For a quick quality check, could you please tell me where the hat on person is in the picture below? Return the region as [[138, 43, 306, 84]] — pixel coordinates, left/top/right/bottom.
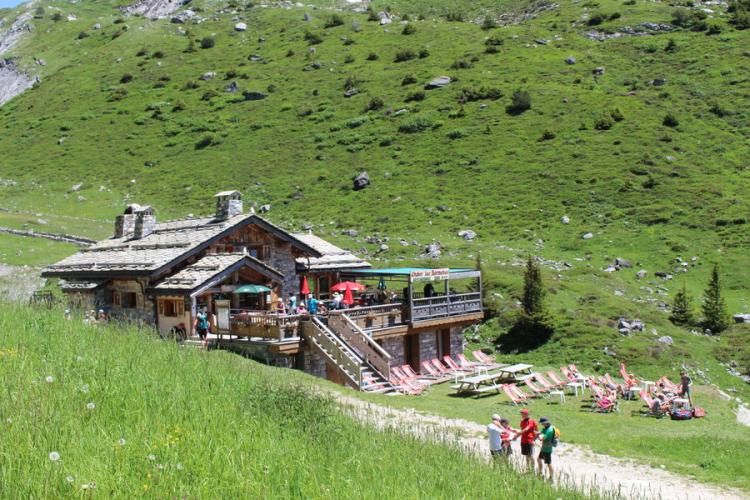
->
[[491, 414, 501, 422], [539, 417, 550, 425], [520, 409, 529, 415]]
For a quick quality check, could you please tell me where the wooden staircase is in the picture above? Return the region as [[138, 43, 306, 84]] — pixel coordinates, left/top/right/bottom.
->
[[306, 316, 396, 394]]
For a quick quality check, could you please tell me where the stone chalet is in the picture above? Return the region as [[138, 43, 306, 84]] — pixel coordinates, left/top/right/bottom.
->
[[43, 191, 483, 392]]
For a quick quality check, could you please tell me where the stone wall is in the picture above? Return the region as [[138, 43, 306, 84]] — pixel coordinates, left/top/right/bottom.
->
[[94, 278, 155, 324], [223, 343, 293, 368], [380, 337, 405, 367], [450, 326, 464, 356], [419, 331, 438, 364], [300, 345, 327, 378], [269, 242, 298, 300]]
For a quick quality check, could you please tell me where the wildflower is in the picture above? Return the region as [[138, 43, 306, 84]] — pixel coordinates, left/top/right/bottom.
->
[[81, 384, 90, 393], [6, 417, 12, 424], [76, 356, 83, 362], [81, 482, 96, 490], [176, 463, 184, 470], [66, 476, 75, 483], [147, 454, 156, 461], [45, 376, 54, 383], [86, 402, 96, 410], [118, 438, 126, 446], [49, 451, 60, 462], [156, 464, 164, 470]]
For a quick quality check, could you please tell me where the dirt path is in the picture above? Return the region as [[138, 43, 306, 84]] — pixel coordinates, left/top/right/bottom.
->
[[335, 395, 745, 500]]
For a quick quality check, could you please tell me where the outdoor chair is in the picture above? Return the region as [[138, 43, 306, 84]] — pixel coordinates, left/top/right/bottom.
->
[[457, 353, 478, 369], [502, 384, 528, 406], [594, 397, 618, 413], [525, 378, 549, 397], [534, 373, 557, 390], [431, 358, 457, 375], [444, 355, 473, 372], [508, 383, 535, 401], [421, 361, 441, 377], [472, 350, 496, 366], [619, 363, 639, 387], [560, 366, 578, 383], [401, 365, 420, 380], [546, 371, 567, 387]]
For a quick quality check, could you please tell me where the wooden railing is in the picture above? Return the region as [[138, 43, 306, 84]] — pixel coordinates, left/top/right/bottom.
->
[[328, 314, 392, 380], [331, 303, 403, 331], [411, 292, 482, 322], [229, 310, 302, 340], [306, 317, 362, 387]]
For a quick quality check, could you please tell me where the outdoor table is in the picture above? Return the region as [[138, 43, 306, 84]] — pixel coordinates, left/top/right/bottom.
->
[[493, 363, 534, 380], [549, 390, 566, 404], [642, 380, 655, 393], [626, 386, 643, 400], [452, 372, 507, 394], [566, 382, 584, 397], [672, 398, 690, 411]]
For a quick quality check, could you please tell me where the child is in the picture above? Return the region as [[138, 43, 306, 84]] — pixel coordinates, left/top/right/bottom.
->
[[500, 418, 518, 456]]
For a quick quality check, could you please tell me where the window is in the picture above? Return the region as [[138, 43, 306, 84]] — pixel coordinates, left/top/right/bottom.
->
[[121, 292, 137, 309], [159, 299, 184, 317]]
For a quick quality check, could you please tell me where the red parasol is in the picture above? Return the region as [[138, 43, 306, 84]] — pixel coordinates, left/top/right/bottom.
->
[[342, 284, 354, 306], [300, 276, 310, 295], [331, 281, 365, 292]]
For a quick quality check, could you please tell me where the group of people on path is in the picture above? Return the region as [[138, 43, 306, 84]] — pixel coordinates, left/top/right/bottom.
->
[[487, 409, 557, 479]]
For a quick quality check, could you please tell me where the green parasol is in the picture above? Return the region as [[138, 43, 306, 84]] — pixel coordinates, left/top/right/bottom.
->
[[234, 284, 272, 294]]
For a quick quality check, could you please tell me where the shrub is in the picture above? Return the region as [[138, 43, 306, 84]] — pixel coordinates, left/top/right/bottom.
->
[[77, 31, 89, 40], [344, 75, 361, 90], [608, 12, 622, 20], [136, 47, 149, 57], [709, 102, 730, 117], [610, 107, 624, 121], [182, 80, 200, 90], [457, 87, 503, 103], [481, 16, 497, 29], [366, 52, 379, 61], [664, 38, 677, 52], [195, 134, 217, 149], [450, 59, 472, 69], [485, 45, 499, 54], [730, 0, 750, 29], [394, 49, 417, 62], [107, 88, 128, 102], [120, 73, 134, 84], [485, 34, 504, 46], [623, 0, 636, 4], [663, 113, 679, 127], [33, 6, 45, 18], [402, 23, 417, 35], [419, 48, 430, 58], [111, 29, 125, 40], [405, 91, 425, 102], [367, 7, 379, 22], [304, 31, 323, 45], [398, 116, 434, 133], [401, 74, 417, 85], [201, 90, 219, 101], [172, 100, 187, 112], [506, 90, 531, 115], [152, 50, 165, 59], [706, 23, 722, 34], [594, 114, 613, 130], [51, 12, 63, 22], [445, 11, 464, 21], [185, 38, 197, 53], [587, 12, 606, 25], [200, 37, 215, 49], [342, 38, 355, 45], [113, 18, 125, 24], [324, 14, 345, 28], [344, 55, 355, 64], [286, 49, 295, 57], [446, 128, 469, 140], [364, 97, 385, 111], [538, 129, 556, 141]]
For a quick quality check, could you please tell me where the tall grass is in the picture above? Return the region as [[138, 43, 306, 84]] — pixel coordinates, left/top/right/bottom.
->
[[0, 304, 583, 498]]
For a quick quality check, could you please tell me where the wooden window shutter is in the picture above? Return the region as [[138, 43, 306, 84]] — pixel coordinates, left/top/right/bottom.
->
[[113, 291, 121, 307], [158, 300, 164, 315], [177, 300, 184, 316]]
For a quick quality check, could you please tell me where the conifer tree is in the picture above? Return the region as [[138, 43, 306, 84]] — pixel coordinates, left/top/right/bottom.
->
[[702, 264, 729, 333], [670, 283, 694, 326], [521, 256, 545, 318]]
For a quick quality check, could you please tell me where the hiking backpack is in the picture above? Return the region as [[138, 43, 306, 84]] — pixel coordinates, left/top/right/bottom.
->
[[552, 427, 561, 447]]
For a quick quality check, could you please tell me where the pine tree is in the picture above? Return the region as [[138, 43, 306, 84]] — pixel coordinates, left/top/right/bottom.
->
[[670, 283, 694, 326], [521, 256, 545, 318], [702, 264, 729, 334]]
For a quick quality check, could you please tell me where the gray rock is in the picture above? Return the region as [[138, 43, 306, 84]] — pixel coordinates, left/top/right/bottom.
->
[[303, 12, 312, 21], [171, 10, 195, 24], [93, 23, 102, 30], [733, 314, 750, 324], [353, 171, 370, 191], [593, 66, 605, 76], [615, 257, 632, 268], [200, 71, 216, 80], [631, 319, 645, 331], [618, 319, 631, 330], [425, 76, 451, 89], [378, 12, 392, 25], [258, 204, 271, 213], [582, 232, 594, 240], [248, 54, 264, 62], [225, 81, 239, 93], [302, 223, 313, 231], [344, 88, 359, 98], [637, 269, 648, 279], [425, 242, 442, 258], [657, 336, 674, 345], [71, 183, 83, 191], [399, 239, 409, 246], [234, 22, 247, 31], [379, 243, 389, 252], [343, 229, 359, 237], [242, 91, 266, 101], [565, 56, 576, 65], [561, 215, 570, 224], [458, 229, 477, 241], [619, 328, 631, 336]]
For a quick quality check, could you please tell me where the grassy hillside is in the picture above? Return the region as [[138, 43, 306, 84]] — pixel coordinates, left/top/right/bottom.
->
[[0, 303, 583, 498], [0, 0, 748, 376]]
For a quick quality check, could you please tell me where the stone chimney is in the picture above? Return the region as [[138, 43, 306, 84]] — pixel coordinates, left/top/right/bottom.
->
[[114, 204, 140, 239], [133, 206, 156, 239], [214, 190, 243, 220]]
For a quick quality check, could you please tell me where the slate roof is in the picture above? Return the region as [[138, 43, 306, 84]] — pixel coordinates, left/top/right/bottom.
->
[[293, 233, 371, 271], [152, 253, 282, 292], [59, 279, 105, 291], [43, 213, 321, 278]]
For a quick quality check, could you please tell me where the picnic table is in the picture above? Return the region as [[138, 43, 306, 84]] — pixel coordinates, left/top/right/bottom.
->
[[494, 363, 534, 380], [452, 363, 534, 395]]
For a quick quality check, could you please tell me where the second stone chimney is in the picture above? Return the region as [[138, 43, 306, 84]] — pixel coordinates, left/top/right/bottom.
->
[[133, 206, 156, 239], [214, 190, 243, 221]]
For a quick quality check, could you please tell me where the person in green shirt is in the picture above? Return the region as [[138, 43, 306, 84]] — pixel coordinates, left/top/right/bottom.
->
[[536, 417, 556, 479]]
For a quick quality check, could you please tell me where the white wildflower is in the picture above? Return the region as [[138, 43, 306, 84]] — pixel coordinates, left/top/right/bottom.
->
[[49, 451, 60, 461], [80, 384, 90, 393], [176, 463, 184, 470], [86, 402, 95, 410], [66, 476, 74, 483], [45, 376, 54, 383], [81, 482, 96, 490], [147, 454, 156, 461], [118, 438, 126, 446], [156, 464, 164, 470]]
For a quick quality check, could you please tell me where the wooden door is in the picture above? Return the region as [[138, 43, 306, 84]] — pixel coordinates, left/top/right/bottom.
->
[[403, 334, 420, 371], [438, 329, 451, 358]]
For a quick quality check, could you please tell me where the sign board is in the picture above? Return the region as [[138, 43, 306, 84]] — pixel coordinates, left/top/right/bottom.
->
[[221, 285, 235, 293], [410, 268, 450, 282], [215, 299, 231, 333]]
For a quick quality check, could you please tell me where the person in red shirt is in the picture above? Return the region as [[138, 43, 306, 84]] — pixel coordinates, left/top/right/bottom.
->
[[519, 408, 538, 472]]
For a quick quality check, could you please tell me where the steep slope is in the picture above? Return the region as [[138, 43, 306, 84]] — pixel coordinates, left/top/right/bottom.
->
[[0, 0, 748, 376]]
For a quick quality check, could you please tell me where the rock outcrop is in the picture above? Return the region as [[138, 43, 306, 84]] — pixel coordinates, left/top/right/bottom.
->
[[123, 0, 185, 18]]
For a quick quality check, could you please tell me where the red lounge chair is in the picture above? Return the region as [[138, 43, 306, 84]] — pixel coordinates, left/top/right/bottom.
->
[[594, 396, 617, 413], [392, 366, 411, 381], [659, 376, 680, 393], [508, 383, 534, 401], [472, 350, 495, 365], [444, 355, 472, 372], [547, 371, 566, 387], [619, 363, 638, 387], [402, 365, 420, 379], [457, 353, 477, 368], [389, 373, 424, 395], [640, 390, 655, 408], [534, 373, 556, 390], [502, 384, 528, 406], [431, 358, 455, 375], [421, 361, 440, 377], [560, 366, 578, 383], [525, 378, 549, 397], [589, 379, 605, 399]]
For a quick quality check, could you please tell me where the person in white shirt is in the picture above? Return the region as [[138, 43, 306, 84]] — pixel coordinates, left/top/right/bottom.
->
[[487, 414, 504, 460]]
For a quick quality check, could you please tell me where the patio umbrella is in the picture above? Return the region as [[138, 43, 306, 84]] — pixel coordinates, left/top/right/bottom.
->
[[377, 276, 387, 290], [234, 284, 272, 294], [331, 281, 365, 292], [342, 284, 354, 306], [300, 276, 310, 295]]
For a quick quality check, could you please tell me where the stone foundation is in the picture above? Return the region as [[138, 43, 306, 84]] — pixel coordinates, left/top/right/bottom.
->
[[380, 337, 405, 367], [419, 331, 438, 363]]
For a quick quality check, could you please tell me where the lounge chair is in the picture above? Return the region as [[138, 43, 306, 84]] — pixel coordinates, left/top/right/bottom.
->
[[534, 373, 555, 390], [546, 371, 567, 387], [457, 353, 478, 369], [524, 378, 549, 397], [389, 373, 425, 395], [502, 384, 528, 406], [421, 360, 441, 377], [401, 364, 421, 380], [431, 358, 457, 376], [619, 363, 638, 387], [472, 350, 498, 366], [658, 376, 681, 393], [594, 396, 617, 413], [443, 355, 473, 372], [560, 366, 578, 384], [508, 383, 535, 400]]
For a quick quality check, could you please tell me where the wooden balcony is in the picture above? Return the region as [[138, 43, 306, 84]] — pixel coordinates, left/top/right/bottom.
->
[[228, 310, 302, 340], [411, 292, 483, 322]]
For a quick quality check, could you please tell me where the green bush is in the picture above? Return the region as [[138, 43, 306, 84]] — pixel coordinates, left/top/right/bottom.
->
[[538, 129, 556, 141], [445, 11, 464, 21], [394, 49, 417, 62], [587, 12, 606, 25], [610, 107, 624, 122], [324, 14, 345, 28], [120, 74, 134, 84], [402, 23, 417, 35], [485, 34, 504, 46], [401, 74, 418, 86], [419, 48, 430, 59], [366, 52, 379, 61], [304, 31, 323, 45], [200, 37, 215, 49], [457, 87, 503, 103], [51, 12, 63, 22], [195, 134, 217, 149], [77, 31, 89, 40], [663, 113, 679, 127], [405, 91, 425, 102], [364, 97, 385, 111], [398, 116, 434, 133], [506, 90, 531, 115], [451, 59, 472, 69], [481, 16, 497, 30], [594, 114, 614, 130]]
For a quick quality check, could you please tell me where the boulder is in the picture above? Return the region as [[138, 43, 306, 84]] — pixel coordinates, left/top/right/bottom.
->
[[615, 257, 632, 268], [344, 88, 359, 98], [619, 328, 631, 336], [657, 336, 673, 345], [565, 56, 576, 65], [343, 229, 359, 237], [303, 12, 312, 21], [618, 319, 631, 330], [258, 204, 271, 213], [630, 319, 645, 331], [379, 243, 389, 252], [593, 67, 605, 76], [352, 171, 370, 191], [733, 314, 750, 324], [651, 78, 667, 86], [171, 10, 195, 24], [71, 183, 83, 192], [561, 215, 570, 224], [458, 229, 477, 241], [242, 91, 267, 101], [425, 76, 451, 89], [200, 71, 216, 80], [302, 223, 313, 231], [425, 242, 442, 259], [582, 232, 594, 240], [399, 239, 409, 246], [225, 81, 239, 93], [378, 12, 392, 25], [234, 22, 247, 31], [636, 269, 648, 279], [93, 23, 102, 30], [248, 54, 264, 62]]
